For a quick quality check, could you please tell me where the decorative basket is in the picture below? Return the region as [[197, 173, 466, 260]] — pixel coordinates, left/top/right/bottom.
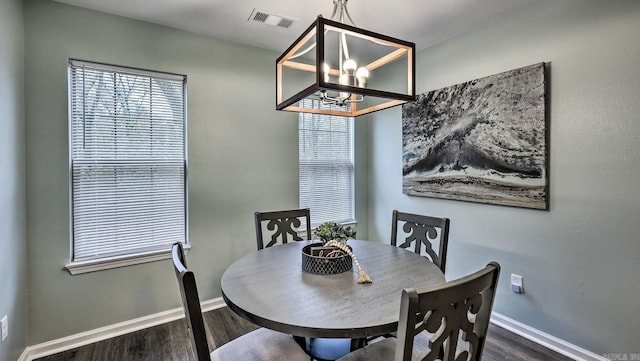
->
[[302, 243, 353, 275]]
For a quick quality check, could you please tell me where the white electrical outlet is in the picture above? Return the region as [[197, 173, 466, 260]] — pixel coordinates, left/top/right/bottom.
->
[[511, 274, 523, 294], [1, 315, 7, 343]]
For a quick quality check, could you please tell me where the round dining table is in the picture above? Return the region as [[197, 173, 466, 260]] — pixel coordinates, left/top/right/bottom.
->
[[221, 239, 445, 339]]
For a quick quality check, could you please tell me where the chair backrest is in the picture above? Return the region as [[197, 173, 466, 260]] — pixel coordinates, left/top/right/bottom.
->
[[172, 242, 211, 361], [254, 208, 312, 250], [391, 210, 450, 273], [394, 262, 501, 361]]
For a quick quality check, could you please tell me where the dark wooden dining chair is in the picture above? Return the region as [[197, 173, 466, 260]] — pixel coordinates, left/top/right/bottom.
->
[[171, 242, 309, 361], [254, 209, 354, 361], [336, 262, 501, 361], [391, 210, 450, 273], [255, 208, 312, 250]]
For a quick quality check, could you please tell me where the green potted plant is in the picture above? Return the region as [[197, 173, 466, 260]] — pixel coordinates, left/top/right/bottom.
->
[[314, 221, 357, 245]]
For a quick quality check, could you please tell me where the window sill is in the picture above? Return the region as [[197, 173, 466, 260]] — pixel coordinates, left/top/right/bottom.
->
[[65, 245, 191, 275]]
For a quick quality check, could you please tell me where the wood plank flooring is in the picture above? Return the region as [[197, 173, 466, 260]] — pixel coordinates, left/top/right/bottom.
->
[[35, 307, 574, 361]]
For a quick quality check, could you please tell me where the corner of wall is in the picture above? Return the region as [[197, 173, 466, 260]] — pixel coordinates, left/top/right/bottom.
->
[[0, 0, 28, 359]]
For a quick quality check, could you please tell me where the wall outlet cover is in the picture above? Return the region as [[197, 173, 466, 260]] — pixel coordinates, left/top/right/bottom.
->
[[511, 274, 523, 286], [510, 274, 523, 293]]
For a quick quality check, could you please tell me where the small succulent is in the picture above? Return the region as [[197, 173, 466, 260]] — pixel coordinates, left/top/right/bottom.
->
[[314, 221, 357, 244]]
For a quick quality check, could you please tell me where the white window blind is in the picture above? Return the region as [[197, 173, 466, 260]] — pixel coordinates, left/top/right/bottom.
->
[[299, 100, 354, 227], [69, 59, 187, 263]]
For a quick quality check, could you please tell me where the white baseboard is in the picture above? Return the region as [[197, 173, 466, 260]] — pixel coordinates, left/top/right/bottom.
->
[[21, 297, 225, 361], [19, 301, 606, 361], [17, 349, 30, 361], [491, 312, 608, 361]]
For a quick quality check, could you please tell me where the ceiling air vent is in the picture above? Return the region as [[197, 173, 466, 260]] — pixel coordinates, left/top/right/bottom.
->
[[248, 9, 296, 29]]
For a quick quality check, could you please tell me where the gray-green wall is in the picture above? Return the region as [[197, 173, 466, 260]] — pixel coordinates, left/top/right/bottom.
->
[[367, 0, 640, 355], [21, 0, 639, 356], [0, 0, 27, 360], [23, 0, 369, 345]]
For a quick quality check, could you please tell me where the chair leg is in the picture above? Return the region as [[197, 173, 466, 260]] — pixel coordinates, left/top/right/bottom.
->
[[350, 338, 366, 351], [294, 336, 306, 348]]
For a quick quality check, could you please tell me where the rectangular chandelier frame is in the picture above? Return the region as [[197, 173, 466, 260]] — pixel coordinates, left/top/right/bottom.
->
[[276, 16, 415, 117]]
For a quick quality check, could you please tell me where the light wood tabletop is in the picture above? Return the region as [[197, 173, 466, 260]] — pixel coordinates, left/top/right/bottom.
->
[[221, 239, 445, 339]]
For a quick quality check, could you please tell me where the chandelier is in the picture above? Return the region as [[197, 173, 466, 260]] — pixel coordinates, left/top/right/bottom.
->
[[276, 0, 415, 117]]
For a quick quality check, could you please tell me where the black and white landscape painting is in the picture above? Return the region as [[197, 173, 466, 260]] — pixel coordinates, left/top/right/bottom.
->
[[402, 63, 547, 209]]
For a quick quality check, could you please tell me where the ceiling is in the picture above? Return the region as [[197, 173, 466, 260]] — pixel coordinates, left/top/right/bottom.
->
[[52, 0, 541, 55]]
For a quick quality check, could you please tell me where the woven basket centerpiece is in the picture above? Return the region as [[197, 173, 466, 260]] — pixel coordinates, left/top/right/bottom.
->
[[302, 243, 353, 274]]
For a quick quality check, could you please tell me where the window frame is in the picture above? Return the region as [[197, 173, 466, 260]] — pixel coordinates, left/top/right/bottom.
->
[[65, 59, 189, 275]]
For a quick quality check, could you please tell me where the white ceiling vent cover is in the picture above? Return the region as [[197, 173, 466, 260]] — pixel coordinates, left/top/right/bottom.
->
[[248, 9, 296, 29]]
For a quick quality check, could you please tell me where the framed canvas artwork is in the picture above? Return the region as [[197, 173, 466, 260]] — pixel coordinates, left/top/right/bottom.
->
[[402, 62, 548, 209]]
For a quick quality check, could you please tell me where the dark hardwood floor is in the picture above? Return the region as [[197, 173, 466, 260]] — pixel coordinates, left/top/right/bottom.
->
[[36, 307, 573, 361]]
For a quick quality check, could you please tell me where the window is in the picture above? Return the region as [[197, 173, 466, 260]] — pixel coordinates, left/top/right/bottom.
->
[[67, 60, 187, 274], [299, 100, 354, 227]]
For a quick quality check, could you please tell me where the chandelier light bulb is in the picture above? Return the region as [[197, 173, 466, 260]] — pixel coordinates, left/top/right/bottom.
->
[[322, 63, 330, 82], [343, 59, 357, 72], [356, 67, 369, 87]]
